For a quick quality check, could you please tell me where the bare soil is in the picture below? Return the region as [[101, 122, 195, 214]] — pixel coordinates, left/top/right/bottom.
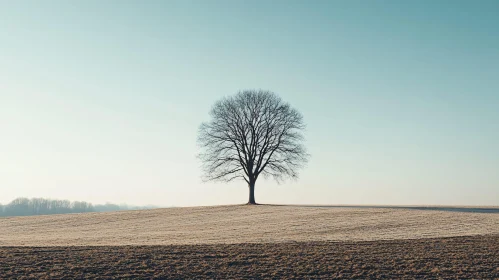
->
[[2, 205, 498, 278], [1, 235, 498, 279]]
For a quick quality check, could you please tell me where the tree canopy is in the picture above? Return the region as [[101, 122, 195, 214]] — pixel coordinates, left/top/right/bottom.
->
[[198, 90, 308, 204]]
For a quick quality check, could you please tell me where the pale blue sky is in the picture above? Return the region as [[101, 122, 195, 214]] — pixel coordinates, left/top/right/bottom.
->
[[1, 0, 498, 206]]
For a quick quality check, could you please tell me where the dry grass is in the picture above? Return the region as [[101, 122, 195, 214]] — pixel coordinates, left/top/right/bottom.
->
[[1, 205, 498, 246]]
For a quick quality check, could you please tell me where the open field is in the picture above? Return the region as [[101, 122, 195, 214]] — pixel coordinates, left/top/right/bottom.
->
[[1, 205, 498, 246], [1, 235, 498, 279], [1, 205, 498, 279]]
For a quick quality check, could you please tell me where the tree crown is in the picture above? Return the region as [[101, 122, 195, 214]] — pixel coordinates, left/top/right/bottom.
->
[[198, 90, 308, 184]]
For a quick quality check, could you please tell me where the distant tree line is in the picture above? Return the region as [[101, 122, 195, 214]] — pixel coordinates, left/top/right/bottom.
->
[[0, 197, 158, 217]]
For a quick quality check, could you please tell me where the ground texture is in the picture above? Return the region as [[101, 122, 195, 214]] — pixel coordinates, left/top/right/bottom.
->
[[1, 205, 499, 279], [1, 235, 498, 279], [1, 205, 498, 246]]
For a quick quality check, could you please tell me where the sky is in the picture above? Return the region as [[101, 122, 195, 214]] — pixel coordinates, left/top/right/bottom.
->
[[1, 0, 498, 207]]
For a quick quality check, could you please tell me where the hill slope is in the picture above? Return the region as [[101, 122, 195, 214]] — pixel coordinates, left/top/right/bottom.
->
[[1, 205, 498, 246]]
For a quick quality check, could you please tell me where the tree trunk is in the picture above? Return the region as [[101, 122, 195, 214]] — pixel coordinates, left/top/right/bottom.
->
[[248, 180, 256, 205]]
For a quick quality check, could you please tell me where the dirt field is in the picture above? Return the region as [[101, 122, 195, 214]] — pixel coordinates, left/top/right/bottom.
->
[[1, 205, 498, 279], [1, 205, 498, 246], [1, 235, 498, 279]]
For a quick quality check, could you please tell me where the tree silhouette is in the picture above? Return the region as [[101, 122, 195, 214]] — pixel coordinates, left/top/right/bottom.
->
[[198, 90, 308, 204]]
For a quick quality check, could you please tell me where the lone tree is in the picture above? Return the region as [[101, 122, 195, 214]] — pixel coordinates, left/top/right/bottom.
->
[[197, 90, 308, 204]]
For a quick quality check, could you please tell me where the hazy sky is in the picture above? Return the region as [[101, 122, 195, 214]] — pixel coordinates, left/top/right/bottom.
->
[[1, 0, 498, 206]]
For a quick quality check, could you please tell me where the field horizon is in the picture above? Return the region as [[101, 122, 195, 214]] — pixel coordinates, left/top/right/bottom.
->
[[2, 204, 498, 278], [1, 204, 498, 247]]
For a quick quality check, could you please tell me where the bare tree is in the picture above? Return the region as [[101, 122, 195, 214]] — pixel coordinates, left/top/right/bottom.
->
[[198, 90, 309, 204]]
